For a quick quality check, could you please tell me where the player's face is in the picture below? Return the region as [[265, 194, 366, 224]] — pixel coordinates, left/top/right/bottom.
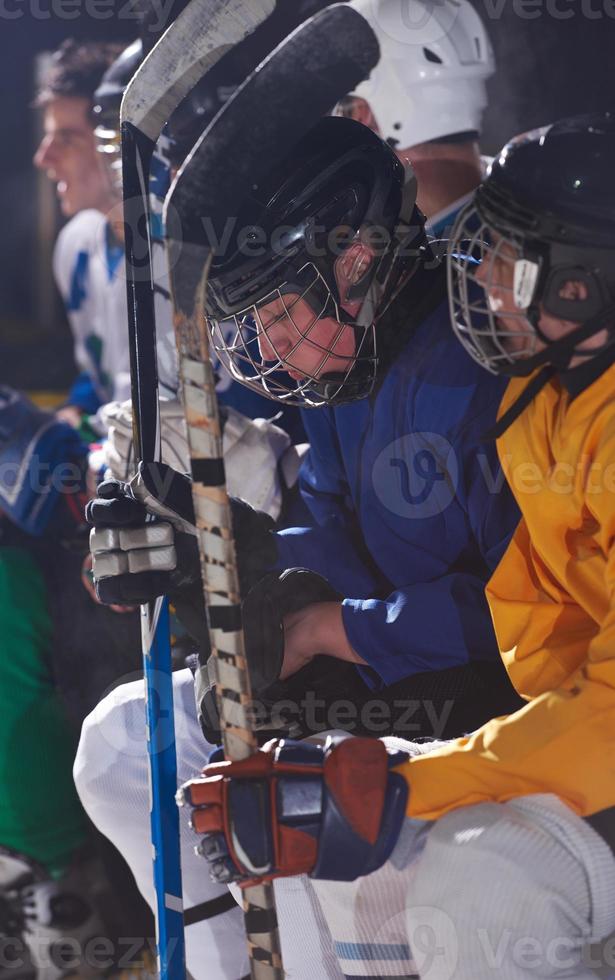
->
[[255, 292, 356, 382], [34, 97, 117, 217], [476, 240, 609, 367], [474, 237, 538, 357]]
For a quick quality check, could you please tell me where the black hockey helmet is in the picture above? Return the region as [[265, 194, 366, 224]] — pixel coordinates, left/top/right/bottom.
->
[[162, 0, 337, 166], [206, 116, 425, 407], [92, 39, 141, 130], [448, 113, 615, 380], [92, 40, 142, 185], [163, 72, 231, 167]]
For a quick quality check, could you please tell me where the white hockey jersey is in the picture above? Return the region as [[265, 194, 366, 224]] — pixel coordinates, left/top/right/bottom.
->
[[53, 208, 178, 411]]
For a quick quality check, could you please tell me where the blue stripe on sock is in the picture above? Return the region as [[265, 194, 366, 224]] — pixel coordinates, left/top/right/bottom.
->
[[335, 941, 412, 961]]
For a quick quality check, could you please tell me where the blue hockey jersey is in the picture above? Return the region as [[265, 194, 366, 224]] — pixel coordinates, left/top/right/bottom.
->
[[275, 289, 520, 689]]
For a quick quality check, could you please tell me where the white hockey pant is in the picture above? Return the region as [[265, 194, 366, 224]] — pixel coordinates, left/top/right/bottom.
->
[[73, 668, 344, 980], [73, 669, 249, 980], [313, 793, 615, 980]]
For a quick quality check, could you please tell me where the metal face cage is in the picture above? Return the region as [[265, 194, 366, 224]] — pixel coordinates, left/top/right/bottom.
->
[[208, 262, 377, 407], [447, 202, 542, 375]]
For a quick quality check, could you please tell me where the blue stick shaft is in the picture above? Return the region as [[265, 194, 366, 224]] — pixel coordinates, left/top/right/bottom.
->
[[143, 599, 186, 980], [121, 120, 186, 980]]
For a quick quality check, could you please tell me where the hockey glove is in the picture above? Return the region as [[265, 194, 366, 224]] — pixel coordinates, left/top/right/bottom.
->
[[87, 459, 277, 595], [179, 734, 409, 885], [87, 465, 210, 650], [87, 463, 198, 601], [242, 567, 343, 693], [197, 567, 348, 744]]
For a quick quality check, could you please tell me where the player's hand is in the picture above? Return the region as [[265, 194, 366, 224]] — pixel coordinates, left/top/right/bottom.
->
[[56, 405, 83, 429], [86, 463, 211, 650], [197, 569, 345, 744], [80, 553, 135, 614], [280, 601, 364, 680], [87, 462, 277, 604], [179, 734, 410, 885], [86, 462, 199, 607], [240, 568, 343, 693]]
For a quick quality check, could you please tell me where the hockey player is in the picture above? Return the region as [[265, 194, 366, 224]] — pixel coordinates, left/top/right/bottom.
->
[[62, 39, 308, 980], [34, 40, 120, 221], [77, 116, 523, 978], [181, 114, 615, 980], [34, 40, 128, 422], [336, 0, 494, 236], [85, 115, 523, 735]]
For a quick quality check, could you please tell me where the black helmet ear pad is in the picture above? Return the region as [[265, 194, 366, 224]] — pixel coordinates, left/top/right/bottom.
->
[[541, 265, 613, 323]]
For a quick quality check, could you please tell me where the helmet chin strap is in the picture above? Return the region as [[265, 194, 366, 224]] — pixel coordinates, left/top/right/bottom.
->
[[483, 301, 615, 441], [504, 300, 615, 378], [307, 370, 375, 405]]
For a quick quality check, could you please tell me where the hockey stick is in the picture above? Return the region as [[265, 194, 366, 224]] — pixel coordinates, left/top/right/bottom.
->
[[119, 3, 275, 977], [121, 0, 275, 461], [166, 7, 379, 976]]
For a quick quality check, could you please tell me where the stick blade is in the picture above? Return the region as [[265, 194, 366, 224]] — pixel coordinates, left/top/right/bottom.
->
[[167, 3, 380, 237], [122, 0, 276, 139]]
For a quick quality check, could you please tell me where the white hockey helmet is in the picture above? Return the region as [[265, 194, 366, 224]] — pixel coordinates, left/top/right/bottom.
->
[[350, 0, 495, 148]]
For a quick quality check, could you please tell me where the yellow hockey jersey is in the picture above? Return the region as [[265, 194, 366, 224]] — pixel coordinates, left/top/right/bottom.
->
[[401, 363, 615, 820]]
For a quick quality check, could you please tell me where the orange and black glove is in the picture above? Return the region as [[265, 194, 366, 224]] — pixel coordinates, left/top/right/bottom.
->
[[178, 734, 409, 885]]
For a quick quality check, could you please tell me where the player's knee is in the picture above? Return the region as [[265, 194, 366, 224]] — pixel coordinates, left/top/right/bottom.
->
[[406, 803, 591, 977], [74, 679, 148, 816]]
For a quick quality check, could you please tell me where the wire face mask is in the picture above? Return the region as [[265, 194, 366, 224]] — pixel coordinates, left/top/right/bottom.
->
[[448, 203, 544, 376], [208, 260, 379, 408]]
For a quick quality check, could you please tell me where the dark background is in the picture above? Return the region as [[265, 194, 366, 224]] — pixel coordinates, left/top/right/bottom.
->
[[0, 0, 613, 392]]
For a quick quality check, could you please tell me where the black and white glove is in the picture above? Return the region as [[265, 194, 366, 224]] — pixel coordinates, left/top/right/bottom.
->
[[86, 463, 208, 650], [87, 461, 278, 593], [86, 461, 277, 650], [87, 464, 195, 600]]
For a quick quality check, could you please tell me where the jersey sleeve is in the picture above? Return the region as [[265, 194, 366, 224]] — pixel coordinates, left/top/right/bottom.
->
[[275, 409, 382, 598], [340, 426, 520, 688], [52, 217, 94, 380], [53, 211, 120, 413], [278, 395, 520, 689], [399, 428, 615, 821]]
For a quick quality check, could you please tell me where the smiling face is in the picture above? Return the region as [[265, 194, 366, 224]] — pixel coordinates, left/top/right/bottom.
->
[[34, 96, 117, 217]]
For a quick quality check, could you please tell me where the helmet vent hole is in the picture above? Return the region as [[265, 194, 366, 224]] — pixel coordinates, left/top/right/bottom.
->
[[423, 47, 443, 64], [474, 36, 482, 59]]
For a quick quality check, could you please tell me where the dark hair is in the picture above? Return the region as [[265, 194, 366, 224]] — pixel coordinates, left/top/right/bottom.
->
[[35, 39, 124, 109]]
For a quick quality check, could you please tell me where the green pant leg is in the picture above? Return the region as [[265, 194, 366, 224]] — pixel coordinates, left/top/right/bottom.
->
[[0, 547, 88, 876]]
